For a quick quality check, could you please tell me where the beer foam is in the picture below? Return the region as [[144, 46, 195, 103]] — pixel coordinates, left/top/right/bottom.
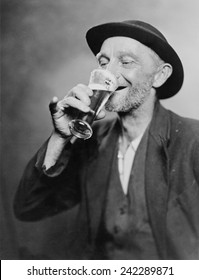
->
[[88, 69, 118, 92]]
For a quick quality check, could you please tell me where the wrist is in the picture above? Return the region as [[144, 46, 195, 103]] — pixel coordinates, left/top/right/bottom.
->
[[44, 131, 68, 170], [51, 129, 70, 142]]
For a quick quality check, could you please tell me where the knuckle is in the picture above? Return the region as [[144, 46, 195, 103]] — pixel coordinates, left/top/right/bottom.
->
[[63, 96, 74, 106]]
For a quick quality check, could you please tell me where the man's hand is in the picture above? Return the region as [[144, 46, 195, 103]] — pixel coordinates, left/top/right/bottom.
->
[[49, 84, 106, 138]]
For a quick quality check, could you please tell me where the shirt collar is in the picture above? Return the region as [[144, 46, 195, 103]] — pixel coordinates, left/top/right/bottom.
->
[[130, 132, 144, 151], [118, 130, 144, 153]]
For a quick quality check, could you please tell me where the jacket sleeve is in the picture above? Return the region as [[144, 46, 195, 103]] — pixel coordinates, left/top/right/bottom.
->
[[193, 140, 199, 185], [14, 138, 82, 221]]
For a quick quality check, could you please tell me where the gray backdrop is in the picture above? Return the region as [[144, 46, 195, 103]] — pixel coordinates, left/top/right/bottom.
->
[[1, 0, 199, 259]]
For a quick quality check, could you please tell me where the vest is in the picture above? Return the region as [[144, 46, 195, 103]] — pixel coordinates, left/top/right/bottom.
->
[[93, 129, 159, 259]]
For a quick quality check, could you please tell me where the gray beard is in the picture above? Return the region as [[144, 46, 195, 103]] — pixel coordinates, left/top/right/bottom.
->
[[105, 80, 153, 113]]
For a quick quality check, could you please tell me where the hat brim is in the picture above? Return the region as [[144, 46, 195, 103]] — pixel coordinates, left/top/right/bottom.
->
[[86, 22, 184, 99]]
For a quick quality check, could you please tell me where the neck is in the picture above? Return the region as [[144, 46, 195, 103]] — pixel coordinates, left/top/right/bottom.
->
[[118, 94, 157, 142]]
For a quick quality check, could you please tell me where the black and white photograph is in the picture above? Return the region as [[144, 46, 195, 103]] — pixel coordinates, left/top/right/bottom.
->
[[1, 0, 199, 267]]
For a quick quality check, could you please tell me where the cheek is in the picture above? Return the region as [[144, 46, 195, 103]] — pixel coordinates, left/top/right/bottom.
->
[[120, 69, 141, 85], [130, 71, 154, 86]]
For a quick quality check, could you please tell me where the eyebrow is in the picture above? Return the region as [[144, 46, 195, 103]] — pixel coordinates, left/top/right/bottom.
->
[[96, 52, 108, 60], [96, 51, 139, 61]]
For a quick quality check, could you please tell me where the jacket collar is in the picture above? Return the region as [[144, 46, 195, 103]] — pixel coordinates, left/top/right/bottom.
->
[[145, 100, 171, 259], [149, 100, 171, 147]]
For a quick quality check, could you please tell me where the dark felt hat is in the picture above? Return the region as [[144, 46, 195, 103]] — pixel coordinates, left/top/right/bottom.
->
[[86, 20, 184, 99]]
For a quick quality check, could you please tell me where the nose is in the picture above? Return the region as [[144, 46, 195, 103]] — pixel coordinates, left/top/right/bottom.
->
[[106, 60, 120, 79]]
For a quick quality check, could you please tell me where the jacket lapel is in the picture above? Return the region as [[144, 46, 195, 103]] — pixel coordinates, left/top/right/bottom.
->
[[145, 101, 171, 259], [85, 118, 120, 244]]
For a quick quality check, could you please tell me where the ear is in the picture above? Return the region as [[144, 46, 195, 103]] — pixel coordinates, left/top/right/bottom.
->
[[153, 63, 173, 88]]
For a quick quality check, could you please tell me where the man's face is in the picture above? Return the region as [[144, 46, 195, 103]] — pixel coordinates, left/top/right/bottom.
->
[[96, 36, 159, 113]]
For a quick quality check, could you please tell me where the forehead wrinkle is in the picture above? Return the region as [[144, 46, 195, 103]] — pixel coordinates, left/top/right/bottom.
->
[[117, 50, 140, 61], [96, 49, 139, 62], [98, 37, 161, 71], [100, 37, 147, 62], [101, 36, 140, 50]]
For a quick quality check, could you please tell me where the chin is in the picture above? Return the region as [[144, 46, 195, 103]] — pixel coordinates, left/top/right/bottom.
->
[[105, 94, 142, 113], [105, 102, 132, 113]]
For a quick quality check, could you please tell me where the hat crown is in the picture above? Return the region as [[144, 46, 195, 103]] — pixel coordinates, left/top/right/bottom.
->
[[123, 20, 167, 42]]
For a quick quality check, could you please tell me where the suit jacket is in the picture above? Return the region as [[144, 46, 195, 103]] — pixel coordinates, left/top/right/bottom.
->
[[14, 101, 199, 259]]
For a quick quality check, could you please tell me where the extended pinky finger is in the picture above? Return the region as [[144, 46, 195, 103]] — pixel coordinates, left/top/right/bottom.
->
[[49, 97, 65, 119], [49, 97, 59, 114]]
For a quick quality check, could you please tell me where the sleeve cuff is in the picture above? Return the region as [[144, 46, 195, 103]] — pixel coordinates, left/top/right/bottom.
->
[[35, 137, 73, 178]]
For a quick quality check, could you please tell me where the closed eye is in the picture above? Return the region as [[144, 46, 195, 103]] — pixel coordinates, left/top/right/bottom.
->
[[99, 62, 108, 67], [116, 86, 127, 91], [120, 60, 135, 68], [96, 54, 109, 68], [122, 61, 133, 64]]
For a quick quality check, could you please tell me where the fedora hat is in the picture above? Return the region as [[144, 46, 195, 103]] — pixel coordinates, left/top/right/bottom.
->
[[86, 20, 184, 99]]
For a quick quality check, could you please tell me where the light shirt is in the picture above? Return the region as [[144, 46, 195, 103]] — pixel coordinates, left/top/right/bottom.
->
[[118, 133, 144, 195]]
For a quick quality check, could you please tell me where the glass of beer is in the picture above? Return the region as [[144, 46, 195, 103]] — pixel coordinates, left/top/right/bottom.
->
[[68, 69, 118, 140]]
